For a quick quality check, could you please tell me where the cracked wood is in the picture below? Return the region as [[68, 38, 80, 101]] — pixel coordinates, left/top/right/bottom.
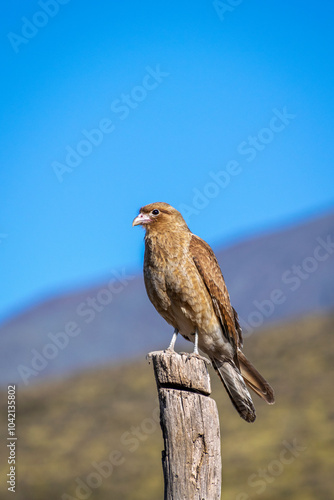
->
[[148, 350, 222, 500]]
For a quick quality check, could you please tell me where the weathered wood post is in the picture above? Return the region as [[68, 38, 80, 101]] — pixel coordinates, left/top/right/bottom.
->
[[148, 350, 221, 500]]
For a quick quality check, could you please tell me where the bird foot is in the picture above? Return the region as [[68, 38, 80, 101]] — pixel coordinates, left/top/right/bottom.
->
[[164, 347, 176, 354], [180, 351, 211, 365]]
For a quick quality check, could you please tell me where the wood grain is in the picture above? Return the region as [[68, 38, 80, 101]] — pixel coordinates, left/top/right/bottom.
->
[[148, 350, 221, 500]]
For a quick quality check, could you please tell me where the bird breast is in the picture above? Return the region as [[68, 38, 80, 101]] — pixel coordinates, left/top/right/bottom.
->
[[143, 232, 220, 340]]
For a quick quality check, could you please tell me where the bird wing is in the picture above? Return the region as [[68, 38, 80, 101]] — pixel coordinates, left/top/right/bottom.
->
[[189, 234, 242, 352], [232, 306, 243, 348]]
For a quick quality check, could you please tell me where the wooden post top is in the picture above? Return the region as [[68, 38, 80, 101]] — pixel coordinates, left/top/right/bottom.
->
[[147, 350, 211, 396]]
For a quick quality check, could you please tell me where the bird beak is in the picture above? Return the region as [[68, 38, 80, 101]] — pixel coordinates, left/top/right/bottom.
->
[[132, 213, 152, 226]]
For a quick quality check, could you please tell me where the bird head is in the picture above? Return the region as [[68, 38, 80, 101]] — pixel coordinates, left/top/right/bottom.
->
[[132, 202, 189, 232]]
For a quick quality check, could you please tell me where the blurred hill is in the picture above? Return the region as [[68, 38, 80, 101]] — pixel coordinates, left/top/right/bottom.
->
[[1, 210, 333, 385], [0, 313, 333, 500]]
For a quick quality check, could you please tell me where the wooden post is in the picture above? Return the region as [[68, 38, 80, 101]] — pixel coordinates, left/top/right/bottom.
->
[[148, 350, 222, 500]]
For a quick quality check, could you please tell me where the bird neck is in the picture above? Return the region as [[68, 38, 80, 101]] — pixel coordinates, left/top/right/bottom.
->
[[144, 227, 190, 259]]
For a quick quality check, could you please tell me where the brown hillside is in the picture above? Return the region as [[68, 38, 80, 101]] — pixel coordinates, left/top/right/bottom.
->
[[0, 313, 333, 499]]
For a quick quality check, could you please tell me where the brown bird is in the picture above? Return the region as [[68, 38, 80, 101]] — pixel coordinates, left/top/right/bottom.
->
[[133, 202, 274, 422]]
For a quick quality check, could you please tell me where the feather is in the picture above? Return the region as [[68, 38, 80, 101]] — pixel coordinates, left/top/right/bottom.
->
[[211, 358, 256, 423], [238, 350, 275, 404]]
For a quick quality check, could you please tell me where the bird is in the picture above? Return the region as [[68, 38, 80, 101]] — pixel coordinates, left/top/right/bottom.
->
[[133, 202, 275, 422]]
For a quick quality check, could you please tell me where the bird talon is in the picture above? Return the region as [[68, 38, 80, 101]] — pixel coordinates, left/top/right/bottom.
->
[[185, 352, 210, 364]]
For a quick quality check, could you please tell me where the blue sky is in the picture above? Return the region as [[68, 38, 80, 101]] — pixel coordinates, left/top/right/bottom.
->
[[1, 1, 334, 322]]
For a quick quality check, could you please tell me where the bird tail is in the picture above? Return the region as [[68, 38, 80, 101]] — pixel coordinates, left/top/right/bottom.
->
[[211, 358, 256, 423], [238, 350, 275, 405]]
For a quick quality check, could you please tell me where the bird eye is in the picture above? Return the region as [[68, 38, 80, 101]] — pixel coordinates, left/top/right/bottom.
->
[[152, 209, 160, 215]]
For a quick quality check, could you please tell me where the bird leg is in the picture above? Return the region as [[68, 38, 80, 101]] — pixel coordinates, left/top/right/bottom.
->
[[193, 330, 199, 354], [184, 330, 210, 365], [167, 328, 178, 351], [185, 331, 200, 360]]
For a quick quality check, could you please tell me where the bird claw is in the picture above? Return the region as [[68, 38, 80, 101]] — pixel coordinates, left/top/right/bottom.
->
[[180, 351, 211, 365], [164, 347, 176, 354]]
